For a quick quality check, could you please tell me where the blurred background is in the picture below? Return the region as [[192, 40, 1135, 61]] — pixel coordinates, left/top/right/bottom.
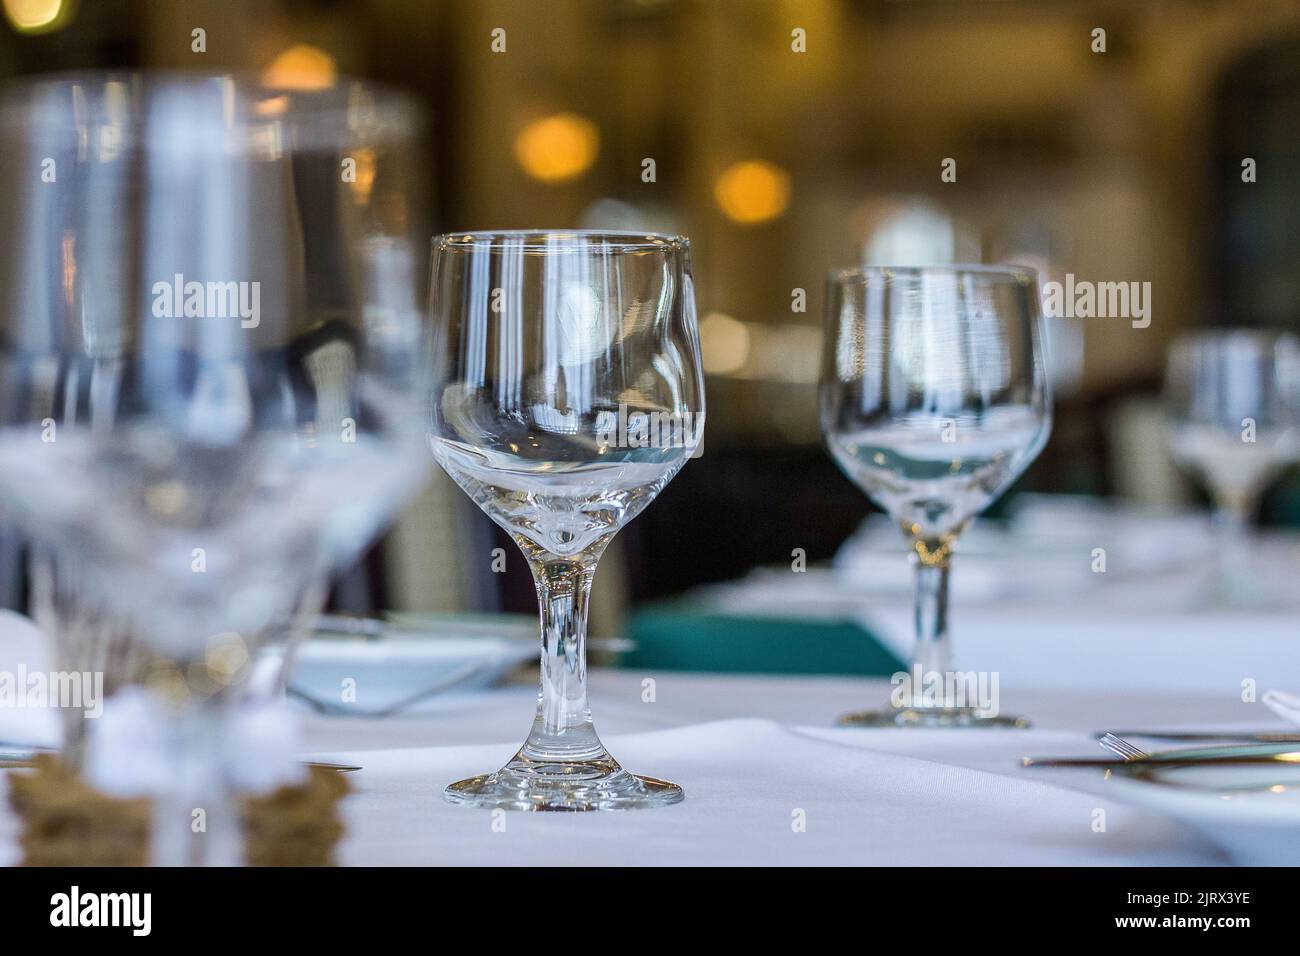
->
[[0, 0, 1297, 666]]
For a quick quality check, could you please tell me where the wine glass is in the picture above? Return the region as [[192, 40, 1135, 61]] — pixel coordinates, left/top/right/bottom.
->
[[428, 230, 704, 810], [28, 547, 153, 769], [0, 73, 431, 863], [821, 265, 1052, 727], [1163, 329, 1300, 605], [30, 549, 330, 769]]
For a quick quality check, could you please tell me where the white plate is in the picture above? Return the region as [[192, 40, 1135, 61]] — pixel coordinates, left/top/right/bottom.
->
[[1105, 744, 1300, 865], [283, 629, 536, 716]]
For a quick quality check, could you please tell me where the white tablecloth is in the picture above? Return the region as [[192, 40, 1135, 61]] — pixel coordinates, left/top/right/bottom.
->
[[293, 670, 1277, 866], [0, 609, 1293, 866]]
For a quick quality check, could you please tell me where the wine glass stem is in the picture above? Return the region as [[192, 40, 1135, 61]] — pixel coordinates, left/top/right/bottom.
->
[[911, 556, 952, 678], [1211, 491, 1256, 596], [520, 558, 602, 762], [150, 698, 243, 866], [270, 577, 330, 699]]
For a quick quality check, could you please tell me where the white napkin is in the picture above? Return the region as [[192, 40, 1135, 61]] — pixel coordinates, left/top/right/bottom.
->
[[0, 607, 302, 796], [1263, 690, 1300, 727], [85, 689, 305, 798], [0, 609, 59, 748], [315, 718, 1212, 866]]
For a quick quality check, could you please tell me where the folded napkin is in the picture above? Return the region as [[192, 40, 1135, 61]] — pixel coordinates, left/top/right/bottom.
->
[[0, 609, 58, 748], [314, 718, 1216, 866], [1263, 690, 1300, 727]]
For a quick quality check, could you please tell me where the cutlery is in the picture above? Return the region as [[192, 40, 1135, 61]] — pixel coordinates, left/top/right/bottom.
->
[[1022, 751, 1300, 769], [1026, 736, 1300, 768], [1094, 730, 1300, 743], [306, 760, 362, 773], [1097, 732, 1147, 761], [1022, 755, 1141, 768]]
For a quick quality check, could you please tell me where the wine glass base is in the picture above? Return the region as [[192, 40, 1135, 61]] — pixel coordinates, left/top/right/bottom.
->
[[838, 707, 1030, 729], [444, 762, 684, 811]]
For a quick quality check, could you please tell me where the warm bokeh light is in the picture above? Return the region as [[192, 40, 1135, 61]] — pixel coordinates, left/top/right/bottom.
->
[[346, 147, 377, 203], [714, 160, 791, 225], [699, 312, 751, 375], [700, 313, 820, 384], [740, 324, 820, 384], [253, 94, 290, 117], [262, 43, 338, 92], [3, 0, 70, 33], [513, 113, 600, 184], [204, 632, 250, 687]]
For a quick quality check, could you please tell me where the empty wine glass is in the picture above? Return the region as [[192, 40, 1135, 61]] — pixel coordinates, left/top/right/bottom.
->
[[429, 230, 704, 810], [0, 73, 431, 863], [821, 265, 1052, 727], [1164, 329, 1300, 605], [30, 549, 330, 769], [28, 547, 153, 770]]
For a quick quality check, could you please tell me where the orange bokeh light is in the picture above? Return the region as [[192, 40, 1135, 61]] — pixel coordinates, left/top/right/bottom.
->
[[714, 160, 791, 225], [513, 113, 600, 184]]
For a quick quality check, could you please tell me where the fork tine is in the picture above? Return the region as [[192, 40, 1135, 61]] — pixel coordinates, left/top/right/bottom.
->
[[1100, 733, 1134, 757], [1098, 732, 1148, 761]]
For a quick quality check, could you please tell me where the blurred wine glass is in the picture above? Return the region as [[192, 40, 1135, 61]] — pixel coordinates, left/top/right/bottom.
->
[[28, 548, 151, 769], [429, 230, 704, 810], [0, 73, 431, 863], [30, 551, 328, 768], [1164, 329, 1300, 605], [821, 265, 1052, 727]]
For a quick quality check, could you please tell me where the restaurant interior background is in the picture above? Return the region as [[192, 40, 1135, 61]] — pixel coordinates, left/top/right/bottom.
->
[[0, 0, 1296, 669]]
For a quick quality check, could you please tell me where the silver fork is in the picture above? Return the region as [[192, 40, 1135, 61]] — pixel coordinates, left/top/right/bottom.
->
[[1097, 732, 1148, 761]]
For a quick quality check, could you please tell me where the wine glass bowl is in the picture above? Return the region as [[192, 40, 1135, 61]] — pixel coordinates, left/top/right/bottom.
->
[[0, 74, 430, 651], [1163, 329, 1300, 605], [0, 73, 431, 862], [429, 230, 704, 810], [821, 265, 1051, 727]]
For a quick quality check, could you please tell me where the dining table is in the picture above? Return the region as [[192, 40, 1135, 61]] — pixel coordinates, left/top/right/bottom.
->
[[2, 507, 1299, 866], [0, 644, 1293, 866], [289, 665, 1290, 866]]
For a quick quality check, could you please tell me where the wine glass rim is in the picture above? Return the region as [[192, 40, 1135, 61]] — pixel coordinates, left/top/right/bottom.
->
[[0, 69, 425, 142], [829, 263, 1038, 284], [434, 230, 689, 252]]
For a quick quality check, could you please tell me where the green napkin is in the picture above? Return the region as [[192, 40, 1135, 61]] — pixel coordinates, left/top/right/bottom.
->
[[621, 604, 905, 676]]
